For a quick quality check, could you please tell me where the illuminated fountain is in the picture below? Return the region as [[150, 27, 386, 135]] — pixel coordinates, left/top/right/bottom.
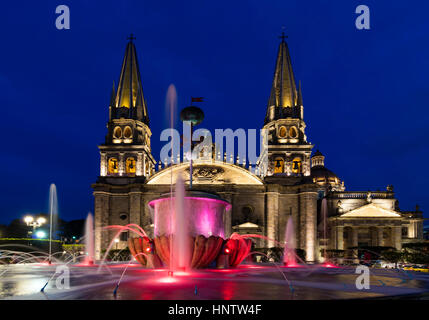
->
[[128, 89, 252, 270], [320, 198, 336, 268], [83, 213, 95, 265], [283, 216, 297, 267], [130, 177, 232, 269]]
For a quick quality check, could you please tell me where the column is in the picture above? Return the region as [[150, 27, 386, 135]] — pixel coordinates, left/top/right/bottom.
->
[[100, 152, 107, 176], [222, 193, 233, 238], [370, 227, 378, 246], [129, 189, 142, 228], [377, 227, 384, 246], [266, 192, 279, 248], [330, 226, 336, 249], [94, 192, 110, 260], [351, 227, 359, 261], [136, 152, 143, 176], [352, 227, 358, 247], [305, 193, 317, 262], [143, 155, 146, 176], [336, 226, 344, 250], [393, 226, 402, 250], [119, 152, 125, 176]]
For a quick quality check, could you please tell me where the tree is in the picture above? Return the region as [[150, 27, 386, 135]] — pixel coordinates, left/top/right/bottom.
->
[[381, 249, 403, 268], [59, 219, 85, 242], [0, 224, 7, 238], [6, 219, 29, 238], [403, 243, 429, 264]]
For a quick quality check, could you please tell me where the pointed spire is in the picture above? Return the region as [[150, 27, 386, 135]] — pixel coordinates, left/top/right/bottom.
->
[[267, 34, 298, 109], [114, 35, 149, 124]]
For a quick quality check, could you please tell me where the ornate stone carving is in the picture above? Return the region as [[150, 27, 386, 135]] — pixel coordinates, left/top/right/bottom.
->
[[366, 192, 372, 203], [185, 166, 225, 181]]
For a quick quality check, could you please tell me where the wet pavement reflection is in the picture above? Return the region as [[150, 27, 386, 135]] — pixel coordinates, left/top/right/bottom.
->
[[1, 264, 428, 300]]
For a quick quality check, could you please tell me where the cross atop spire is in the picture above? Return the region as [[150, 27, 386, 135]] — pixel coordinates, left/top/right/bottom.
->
[[127, 33, 136, 42], [279, 26, 288, 42], [279, 31, 288, 42]]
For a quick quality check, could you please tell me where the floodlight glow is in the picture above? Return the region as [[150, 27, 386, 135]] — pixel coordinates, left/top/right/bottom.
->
[[24, 216, 34, 224], [36, 231, 46, 238], [37, 217, 46, 225]]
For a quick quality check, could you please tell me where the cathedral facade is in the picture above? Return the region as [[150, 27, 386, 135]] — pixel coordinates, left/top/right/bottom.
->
[[92, 37, 424, 262]]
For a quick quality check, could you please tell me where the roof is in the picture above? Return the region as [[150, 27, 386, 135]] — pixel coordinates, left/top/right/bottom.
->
[[267, 38, 298, 109], [232, 222, 260, 229], [114, 39, 149, 124], [311, 165, 338, 179], [339, 203, 402, 218]]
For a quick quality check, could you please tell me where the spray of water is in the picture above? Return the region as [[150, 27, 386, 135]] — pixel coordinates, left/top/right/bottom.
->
[[48, 184, 58, 263], [84, 213, 95, 265], [171, 175, 190, 271], [283, 217, 297, 266]]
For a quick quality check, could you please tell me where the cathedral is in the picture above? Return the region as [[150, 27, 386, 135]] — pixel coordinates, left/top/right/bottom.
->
[[92, 36, 424, 262]]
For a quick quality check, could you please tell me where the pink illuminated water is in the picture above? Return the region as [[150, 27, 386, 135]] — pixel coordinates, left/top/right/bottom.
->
[[171, 175, 191, 271], [84, 213, 95, 265], [283, 216, 297, 267], [150, 195, 230, 239], [321, 198, 329, 263]]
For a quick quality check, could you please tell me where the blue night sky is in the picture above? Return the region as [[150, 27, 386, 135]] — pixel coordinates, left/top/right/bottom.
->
[[0, 1, 428, 224]]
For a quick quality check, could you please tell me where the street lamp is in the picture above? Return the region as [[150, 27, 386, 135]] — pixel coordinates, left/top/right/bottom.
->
[[23, 215, 47, 238], [114, 238, 119, 250], [36, 230, 47, 239]]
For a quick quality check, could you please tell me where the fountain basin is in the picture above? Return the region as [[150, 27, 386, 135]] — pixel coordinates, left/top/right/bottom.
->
[[129, 191, 252, 269], [149, 191, 231, 239], [129, 235, 253, 269], [128, 235, 224, 268]]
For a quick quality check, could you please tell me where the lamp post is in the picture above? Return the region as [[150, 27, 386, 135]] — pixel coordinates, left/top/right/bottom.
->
[[180, 105, 204, 189], [23, 215, 47, 243]]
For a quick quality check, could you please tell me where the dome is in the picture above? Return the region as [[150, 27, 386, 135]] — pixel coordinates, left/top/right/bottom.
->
[[311, 165, 338, 181], [310, 150, 344, 190], [311, 165, 343, 190]]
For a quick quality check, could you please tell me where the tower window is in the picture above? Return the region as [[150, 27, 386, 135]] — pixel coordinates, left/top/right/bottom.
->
[[289, 127, 298, 139], [278, 126, 287, 138], [113, 127, 122, 139], [108, 157, 119, 175], [123, 126, 133, 139], [291, 157, 302, 174], [273, 157, 284, 174], [126, 157, 136, 175]]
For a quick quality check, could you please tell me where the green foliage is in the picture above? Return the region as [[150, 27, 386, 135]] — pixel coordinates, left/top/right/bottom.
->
[[253, 247, 306, 263], [402, 243, 429, 264], [0, 238, 62, 253], [62, 244, 84, 254], [101, 248, 131, 261], [324, 249, 345, 259], [381, 249, 403, 264]]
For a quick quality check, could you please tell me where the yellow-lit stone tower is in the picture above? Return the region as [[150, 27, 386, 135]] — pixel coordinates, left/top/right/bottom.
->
[[99, 37, 155, 179], [261, 33, 313, 177], [93, 37, 155, 259]]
